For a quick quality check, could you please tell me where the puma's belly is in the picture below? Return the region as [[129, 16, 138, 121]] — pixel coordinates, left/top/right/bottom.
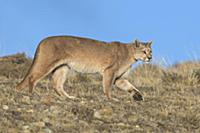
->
[[68, 61, 99, 73]]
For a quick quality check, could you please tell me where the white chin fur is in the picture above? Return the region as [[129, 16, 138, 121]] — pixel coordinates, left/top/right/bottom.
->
[[144, 59, 151, 63]]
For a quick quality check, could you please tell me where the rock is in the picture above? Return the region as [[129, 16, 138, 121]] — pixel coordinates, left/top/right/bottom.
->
[[80, 100, 85, 105], [42, 127, 53, 133], [127, 115, 138, 123], [116, 122, 130, 129], [135, 125, 140, 128], [94, 111, 101, 119], [81, 129, 96, 133], [63, 123, 76, 129], [135, 125, 143, 131], [17, 108, 22, 111], [21, 96, 31, 104], [2, 105, 9, 110], [43, 117, 50, 123], [79, 120, 89, 127], [94, 106, 113, 122], [26, 109, 34, 113], [22, 125, 29, 130], [117, 122, 126, 127], [23, 130, 31, 133], [33, 121, 45, 128], [49, 106, 60, 115]]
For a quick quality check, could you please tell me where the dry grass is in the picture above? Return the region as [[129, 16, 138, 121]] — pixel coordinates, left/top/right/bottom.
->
[[0, 53, 200, 133]]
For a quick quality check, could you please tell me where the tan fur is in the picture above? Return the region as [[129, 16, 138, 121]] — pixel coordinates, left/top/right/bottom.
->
[[16, 36, 152, 101]]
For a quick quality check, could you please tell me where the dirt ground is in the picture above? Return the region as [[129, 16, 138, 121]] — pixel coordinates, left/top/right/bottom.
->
[[0, 53, 200, 133]]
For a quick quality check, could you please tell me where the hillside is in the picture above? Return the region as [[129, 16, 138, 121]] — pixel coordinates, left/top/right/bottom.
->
[[0, 53, 200, 133]]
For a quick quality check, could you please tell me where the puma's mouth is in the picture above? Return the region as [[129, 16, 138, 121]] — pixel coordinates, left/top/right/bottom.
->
[[144, 58, 152, 63]]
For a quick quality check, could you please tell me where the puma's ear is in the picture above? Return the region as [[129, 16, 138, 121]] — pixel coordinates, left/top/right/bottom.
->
[[135, 39, 140, 47], [147, 41, 152, 47]]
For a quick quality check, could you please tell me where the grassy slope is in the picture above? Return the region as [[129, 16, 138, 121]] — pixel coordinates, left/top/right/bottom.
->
[[0, 53, 200, 133]]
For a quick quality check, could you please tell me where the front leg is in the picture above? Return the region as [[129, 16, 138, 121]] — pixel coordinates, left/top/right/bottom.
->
[[115, 78, 144, 101], [51, 66, 77, 100], [102, 69, 116, 100]]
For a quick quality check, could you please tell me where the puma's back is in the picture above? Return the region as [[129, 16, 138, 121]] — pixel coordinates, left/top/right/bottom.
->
[[38, 36, 134, 74]]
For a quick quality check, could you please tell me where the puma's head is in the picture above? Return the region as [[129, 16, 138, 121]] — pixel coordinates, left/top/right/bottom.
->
[[132, 39, 153, 62]]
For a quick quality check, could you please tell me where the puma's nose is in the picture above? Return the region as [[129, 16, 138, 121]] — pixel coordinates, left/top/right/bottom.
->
[[148, 56, 152, 60]]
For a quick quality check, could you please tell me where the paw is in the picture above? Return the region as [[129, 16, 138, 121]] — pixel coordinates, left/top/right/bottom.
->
[[132, 91, 144, 101]]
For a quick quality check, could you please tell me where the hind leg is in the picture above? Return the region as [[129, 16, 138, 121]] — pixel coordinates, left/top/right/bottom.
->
[[28, 66, 53, 93], [22, 59, 60, 93], [16, 66, 50, 93], [51, 65, 76, 99]]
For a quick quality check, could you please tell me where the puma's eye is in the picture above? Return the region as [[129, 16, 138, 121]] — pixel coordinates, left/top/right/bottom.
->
[[143, 51, 147, 54]]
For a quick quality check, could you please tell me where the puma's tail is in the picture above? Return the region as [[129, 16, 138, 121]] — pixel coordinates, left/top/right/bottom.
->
[[15, 41, 41, 91]]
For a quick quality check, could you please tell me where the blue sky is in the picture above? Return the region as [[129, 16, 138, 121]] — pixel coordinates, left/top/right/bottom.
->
[[0, 0, 200, 64]]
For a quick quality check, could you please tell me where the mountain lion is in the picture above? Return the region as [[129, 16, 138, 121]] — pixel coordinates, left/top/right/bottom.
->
[[16, 36, 152, 101]]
